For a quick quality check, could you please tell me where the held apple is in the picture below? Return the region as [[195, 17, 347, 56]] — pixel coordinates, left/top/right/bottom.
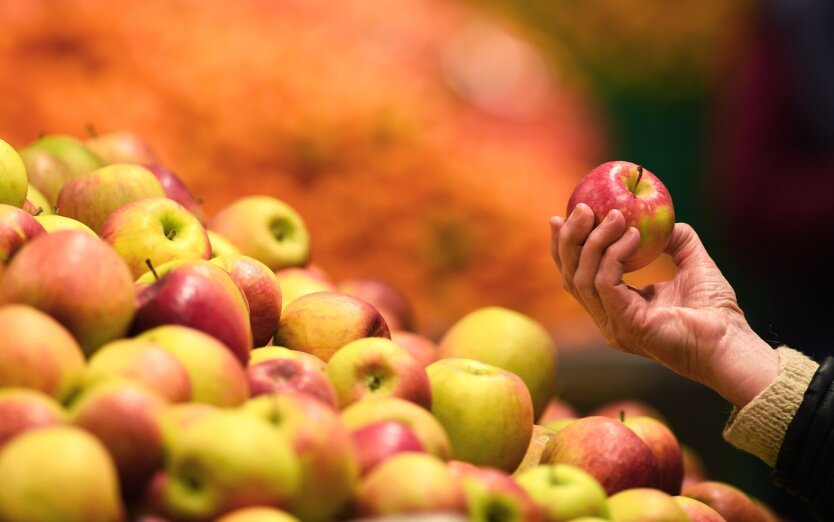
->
[[566, 161, 675, 272], [0, 138, 28, 208], [0, 388, 66, 449], [515, 463, 609, 521]]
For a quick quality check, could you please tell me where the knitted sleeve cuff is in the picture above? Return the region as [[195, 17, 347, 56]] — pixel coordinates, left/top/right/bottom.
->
[[723, 346, 820, 466]]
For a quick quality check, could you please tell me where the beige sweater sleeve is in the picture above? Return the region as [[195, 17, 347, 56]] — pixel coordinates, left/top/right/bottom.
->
[[723, 346, 820, 467]]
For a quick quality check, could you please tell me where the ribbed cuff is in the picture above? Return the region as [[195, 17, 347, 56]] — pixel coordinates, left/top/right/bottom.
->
[[723, 346, 820, 466]]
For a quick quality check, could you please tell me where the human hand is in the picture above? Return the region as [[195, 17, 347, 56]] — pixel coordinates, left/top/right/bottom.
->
[[550, 203, 778, 408]]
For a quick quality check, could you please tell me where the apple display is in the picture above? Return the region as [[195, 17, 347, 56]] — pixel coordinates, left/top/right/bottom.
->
[[247, 357, 339, 409], [131, 259, 253, 365], [566, 161, 675, 272], [438, 306, 557, 417], [340, 397, 453, 460], [274, 266, 336, 311], [0, 388, 65, 449], [274, 291, 390, 362], [426, 358, 533, 472], [0, 138, 29, 208], [544, 416, 659, 495], [0, 426, 123, 522], [83, 338, 192, 403], [211, 254, 282, 347], [56, 163, 166, 233], [0, 204, 46, 264], [606, 488, 689, 522], [449, 461, 544, 522], [144, 164, 207, 224], [243, 394, 359, 522], [137, 325, 249, 407], [101, 197, 211, 278], [352, 420, 426, 475], [17, 147, 73, 206], [391, 330, 438, 368], [515, 463, 609, 521], [338, 277, 414, 331], [682, 481, 769, 522], [0, 230, 136, 355], [208, 195, 311, 270], [326, 337, 432, 409], [623, 415, 684, 495], [673, 496, 728, 522], [354, 452, 467, 518]]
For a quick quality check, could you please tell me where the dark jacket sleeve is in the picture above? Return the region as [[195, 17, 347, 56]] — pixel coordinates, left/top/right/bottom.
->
[[772, 356, 834, 520]]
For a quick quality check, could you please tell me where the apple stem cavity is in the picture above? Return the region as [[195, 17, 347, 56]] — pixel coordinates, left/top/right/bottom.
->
[[145, 258, 160, 282], [367, 373, 384, 391], [166, 228, 177, 241]]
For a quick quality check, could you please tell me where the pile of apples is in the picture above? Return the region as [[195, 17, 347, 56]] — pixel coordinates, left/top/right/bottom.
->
[[1, 132, 776, 522]]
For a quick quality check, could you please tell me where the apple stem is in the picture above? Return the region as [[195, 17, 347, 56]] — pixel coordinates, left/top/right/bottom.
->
[[633, 165, 644, 196], [620, 410, 626, 423], [33, 207, 44, 217], [145, 259, 160, 282], [166, 229, 177, 241]]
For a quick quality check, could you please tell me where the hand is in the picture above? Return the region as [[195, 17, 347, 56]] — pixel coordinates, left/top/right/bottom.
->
[[550, 203, 779, 408]]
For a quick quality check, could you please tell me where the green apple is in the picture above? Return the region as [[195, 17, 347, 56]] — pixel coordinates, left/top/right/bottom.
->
[[0, 230, 135, 355], [243, 394, 359, 521], [208, 195, 311, 270], [160, 410, 301, 521], [514, 424, 560, 476], [340, 397, 453, 460], [0, 388, 65, 449], [0, 138, 28, 208], [275, 266, 336, 312], [83, 338, 192, 403], [208, 229, 241, 258], [607, 488, 689, 522], [34, 214, 97, 236], [426, 358, 534, 472], [0, 304, 86, 401], [438, 307, 557, 417], [274, 291, 390, 362], [101, 196, 211, 278], [216, 507, 300, 522], [516, 464, 609, 521], [23, 134, 103, 177], [57, 163, 165, 233], [137, 325, 249, 407], [326, 337, 432, 409], [0, 426, 123, 522], [354, 452, 467, 517], [26, 184, 52, 215], [17, 147, 73, 205]]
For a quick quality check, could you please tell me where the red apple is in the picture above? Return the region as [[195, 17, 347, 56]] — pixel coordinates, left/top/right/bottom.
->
[[325, 337, 432, 409], [391, 330, 438, 368], [623, 416, 684, 495], [249, 346, 327, 372], [544, 416, 659, 495], [131, 260, 253, 365], [352, 420, 426, 475], [0, 230, 136, 355], [143, 164, 208, 225], [682, 481, 769, 522], [681, 444, 708, 488], [673, 496, 728, 522], [567, 161, 675, 272], [590, 399, 668, 425], [338, 277, 414, 331], [84, 130, 158, 166], [0, 388, 65, 450], [0, 204, 46, 264], [211, 254, 282, 347], [538, 397, 579, 425], [247, 357, 338, 409]]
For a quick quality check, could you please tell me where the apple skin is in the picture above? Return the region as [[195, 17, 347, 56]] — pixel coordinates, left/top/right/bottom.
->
[[514, 424, 561, 476], [515, 463, 609, 522], [84, 130, 157, 166], [25, 184, 52, 215], [247, 357, 339, 409], [426, 358, 534, 472], [101, 197, 211, 278], [83, 338, 192, 403], [682, 481, 769, 522], [131, 259, 253, 365], [0, 204, 46, 264], [137, 325, 249, 407], [158, 410, 301, 522], [538, 397, 579, 425], [0, 388, 65, 450], [352, 420, 426, 475], [17, 147, 73, 206], [623, 416, 684, 495], [338, 277, 414, 331], [391, 330, 438, 368], [438, 306, 557, 418], [567, 161, 675, 272], [326, 337, 432, 409], [249, 346, 327, 372], [354, 452, 467, 518], [0, 138, 29, 208], [56, 163, 166, 233], [274, 291, 390, 362], [208, 195, 311, 270], [34, 214, 97, 236], [340, 397, 453, 460], [607, 488, 689, 522], [215, 507, 300, 522], [0, 426, 123, 522], [69, 379, 168, 499], [449, 460, 544, 522], [543, 416, 660, 495], [673, 496, 728, 522], [211, 254, 283, 347], [23, 134, 103, 178], [274, 267, 336, 312], [242, 394, 359, 522], [144, 164, 208, 225], [0, 230, 136, 355], [590, 399, 668, 424], [208, 230, 241, 258]]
